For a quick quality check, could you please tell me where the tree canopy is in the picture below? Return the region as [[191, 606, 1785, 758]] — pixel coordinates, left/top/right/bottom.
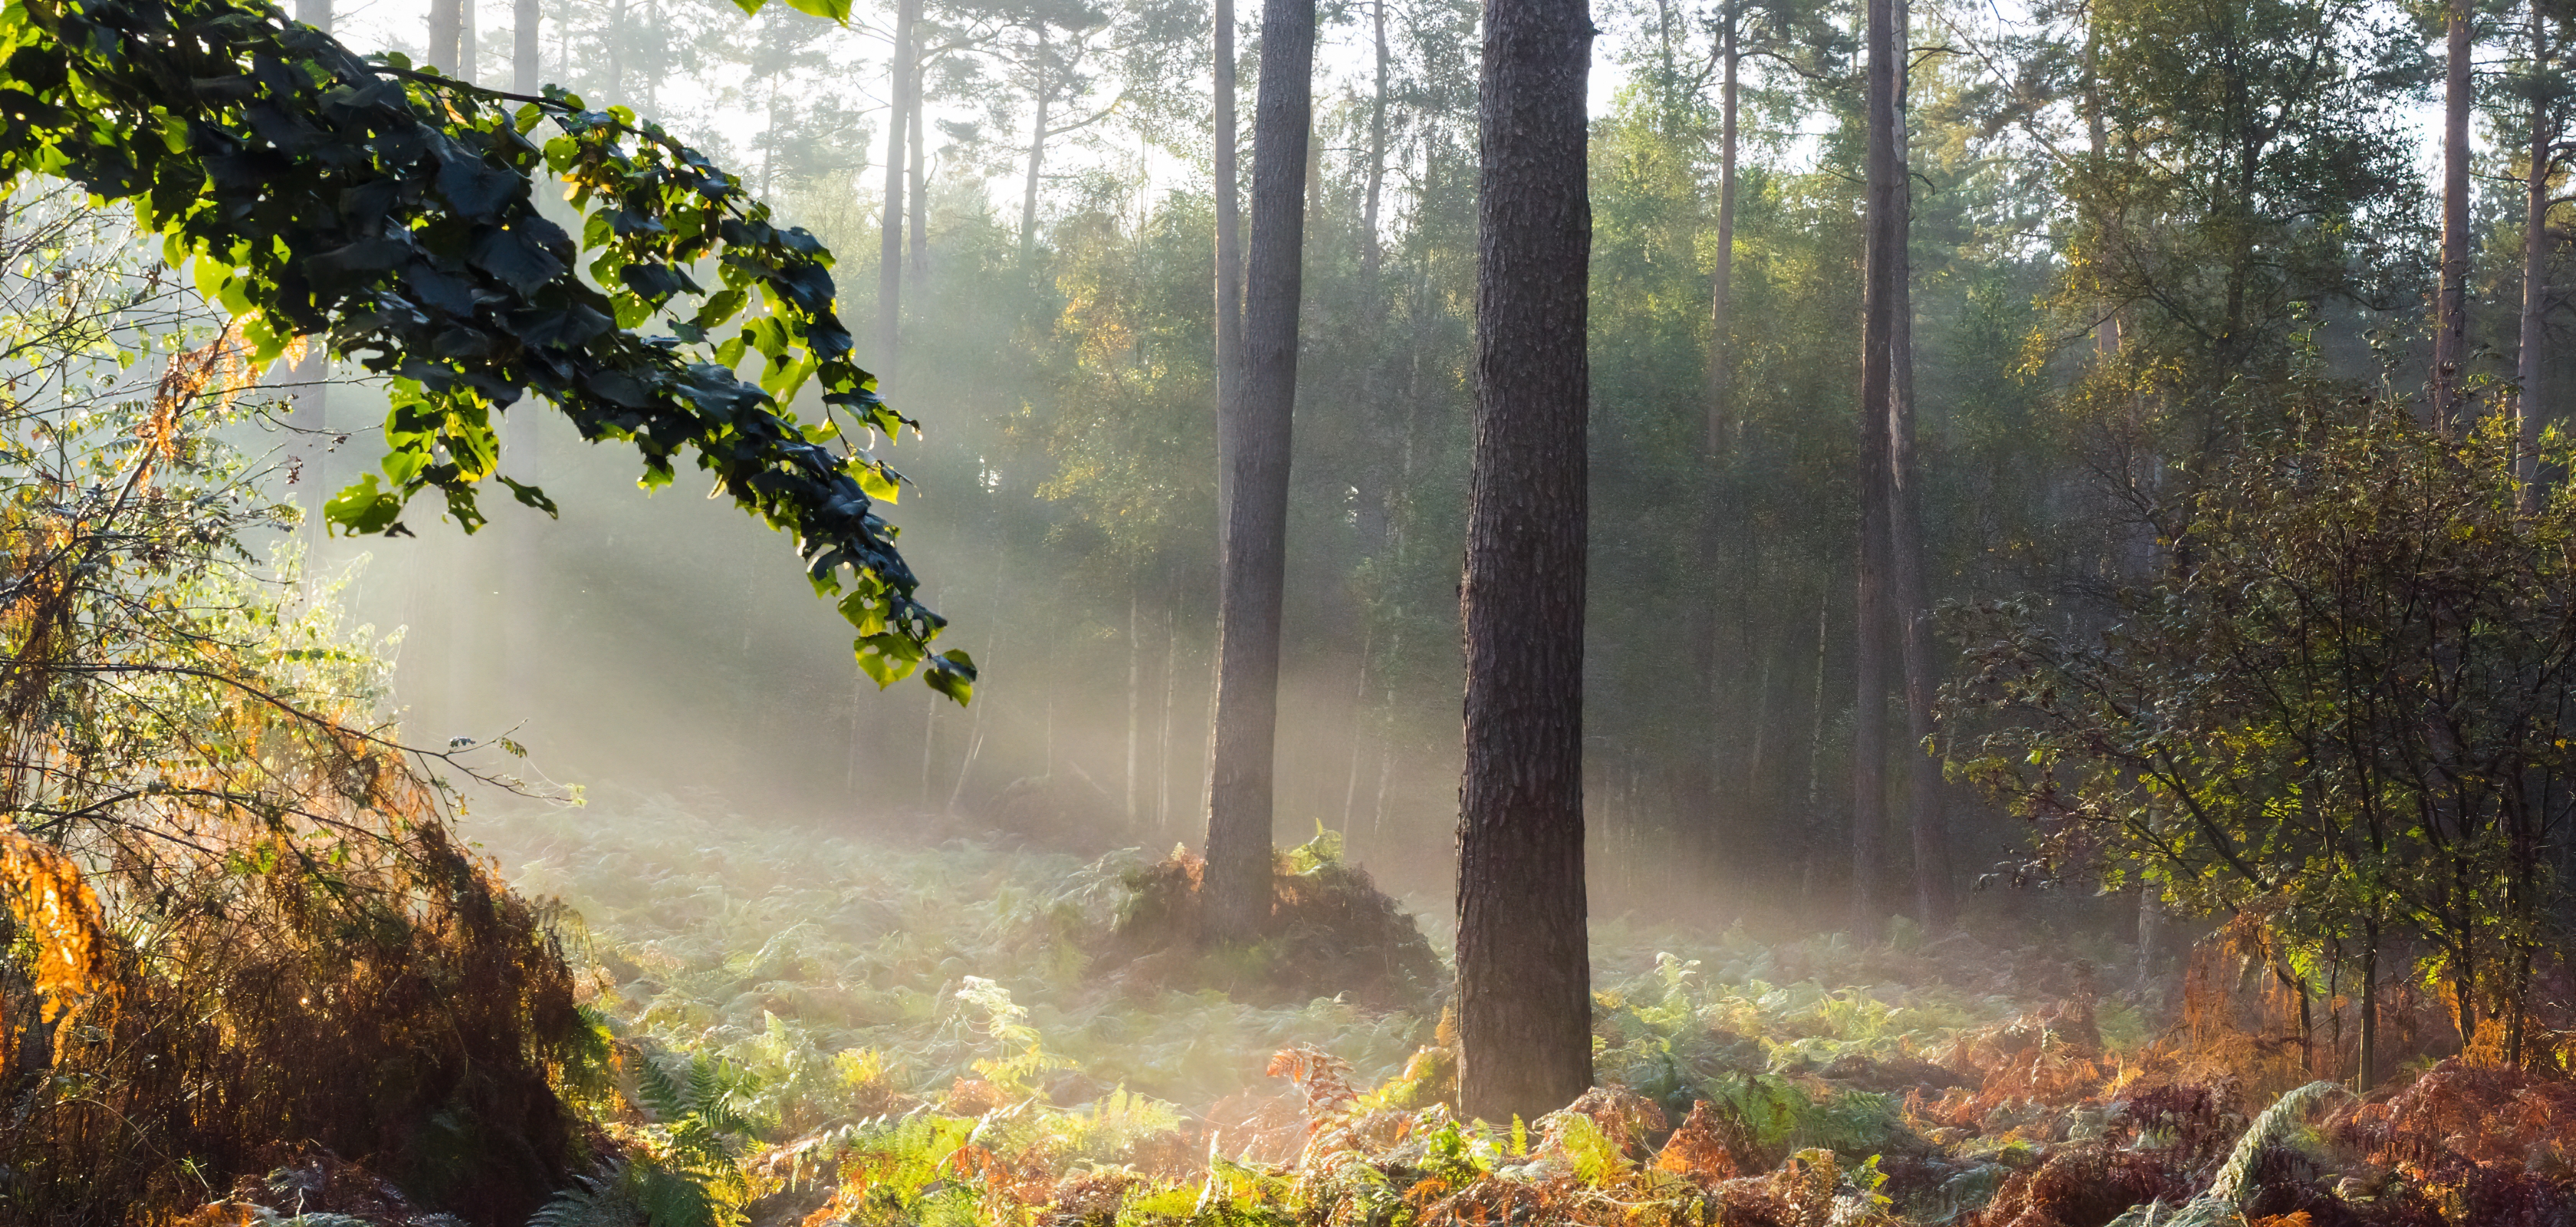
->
[[0, 0, 972, 699]]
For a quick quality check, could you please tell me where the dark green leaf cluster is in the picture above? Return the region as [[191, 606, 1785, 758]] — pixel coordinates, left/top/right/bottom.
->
[[0, 0, 971, 698]]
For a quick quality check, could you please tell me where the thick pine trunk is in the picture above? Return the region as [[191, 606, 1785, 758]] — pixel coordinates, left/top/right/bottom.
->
[[1852, 0, 1901, 939], [1204, 0, 1315, 943], [1456, 0, 1593, 1126], [2521, 1, 2551, 498], [2436, 0, 2472, 429], [878, 0, 919, 385], [512, 0, 537, 90], [1707, 3, 1737, 455], [1884, 0, 1948, 929]]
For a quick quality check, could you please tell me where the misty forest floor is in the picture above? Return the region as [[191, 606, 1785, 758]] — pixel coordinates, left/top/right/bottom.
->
[[274, 797, 2571, 1227]]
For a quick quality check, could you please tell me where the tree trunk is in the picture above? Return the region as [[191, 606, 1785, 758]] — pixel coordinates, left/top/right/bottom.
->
[[1706, 2, 1737, 456], [878, 0, 918, 386], [1362, 0, 1390, 285], [1204, 0, 1316, 943], [2520, 0, 2551, 498], [910, 52, 930, 286], [460, 0, 477, 81], [1020, 31, 1051, 270], [1214, 0, 1244, 519], [1126, 584, 1142, 827], [297, 0, 331, 32], [1456, 0, 1594, 1126], [2358, 917, 2379, 1090], [428, 0, 462, 74], [1884, 0, 1948, 929], [512, 0, 537, 90], [2436, 0, 2472, 429], [1852, 0, 1901, 939]]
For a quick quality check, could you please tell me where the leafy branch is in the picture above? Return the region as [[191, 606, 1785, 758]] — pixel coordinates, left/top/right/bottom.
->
[[0, 0, 971, 697]]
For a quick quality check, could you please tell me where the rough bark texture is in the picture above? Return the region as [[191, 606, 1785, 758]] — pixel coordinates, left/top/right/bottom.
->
[[2521, 0, 2553, 498], [877, 0, 919, 386], [1455, 0, 1593, 1127], [1884, 0, 1947, 929], [1706, 2, 1737, 456], [1851, 0, 1901, 939], [1204, 0, 1314, 943], [511, 0, 536, 91], [2436, 0, 2472, 429]]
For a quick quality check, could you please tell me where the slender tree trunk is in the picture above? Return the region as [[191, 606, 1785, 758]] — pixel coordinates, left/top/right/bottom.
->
[[1456, 0, 1594, 1126], [1884, 0, 1948, 929], [1126, 584, 1142, 827], [512, 0, 537, 90], [2436, 0, 2472, 429], [1215, 0, 1245, 520], [460, 0, 477, 80], [1204, 0, 1316, 943], [2358, 918, 2380, 1090], [1020, 33, 1052, 270], [2521, 2, 2552, 498], [297, 0, 331, 32], [910, 52, 930, 286], [1852, 0, 1901, 939], [1706, 2, 1738, 455], [1362, 0, 1390, 285], [1804, 584, 1829, 901], [429, 0, 462, 74], [878, 0, 919, 386], [1158, 603, 1179, 832]]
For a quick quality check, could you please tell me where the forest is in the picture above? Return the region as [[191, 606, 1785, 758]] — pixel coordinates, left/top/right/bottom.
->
[[1, 0, 2573, 1216]]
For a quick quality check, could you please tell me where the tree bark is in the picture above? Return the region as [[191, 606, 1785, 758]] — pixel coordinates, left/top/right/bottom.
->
[[1456, 0, 1593, 1125], [1203, 0, 1315, 943], [428, 0, 462, 74], [1852, 0, 1901, 939], [911, 51, 930, 286], [879, 0, 919, 387], [460, 0, 477, 81], [1020, 30, 1051, 270], [2436, 0, 2472, 429], [1362, 0, 1390, 285], [512, 0, 537, 90], [1884, 0, 1947, 929], [1215, 0, 1244, 518], [2521, 0, 2552, 499], [1706, 0, 1737, 456], [296, 0, 330, 32]]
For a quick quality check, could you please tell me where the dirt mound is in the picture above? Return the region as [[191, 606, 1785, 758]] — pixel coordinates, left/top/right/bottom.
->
[[1096, 834, 1444, 1013]]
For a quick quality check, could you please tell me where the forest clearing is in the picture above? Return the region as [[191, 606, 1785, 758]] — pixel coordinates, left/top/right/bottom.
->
[[2, 0, 2576, 1212]]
